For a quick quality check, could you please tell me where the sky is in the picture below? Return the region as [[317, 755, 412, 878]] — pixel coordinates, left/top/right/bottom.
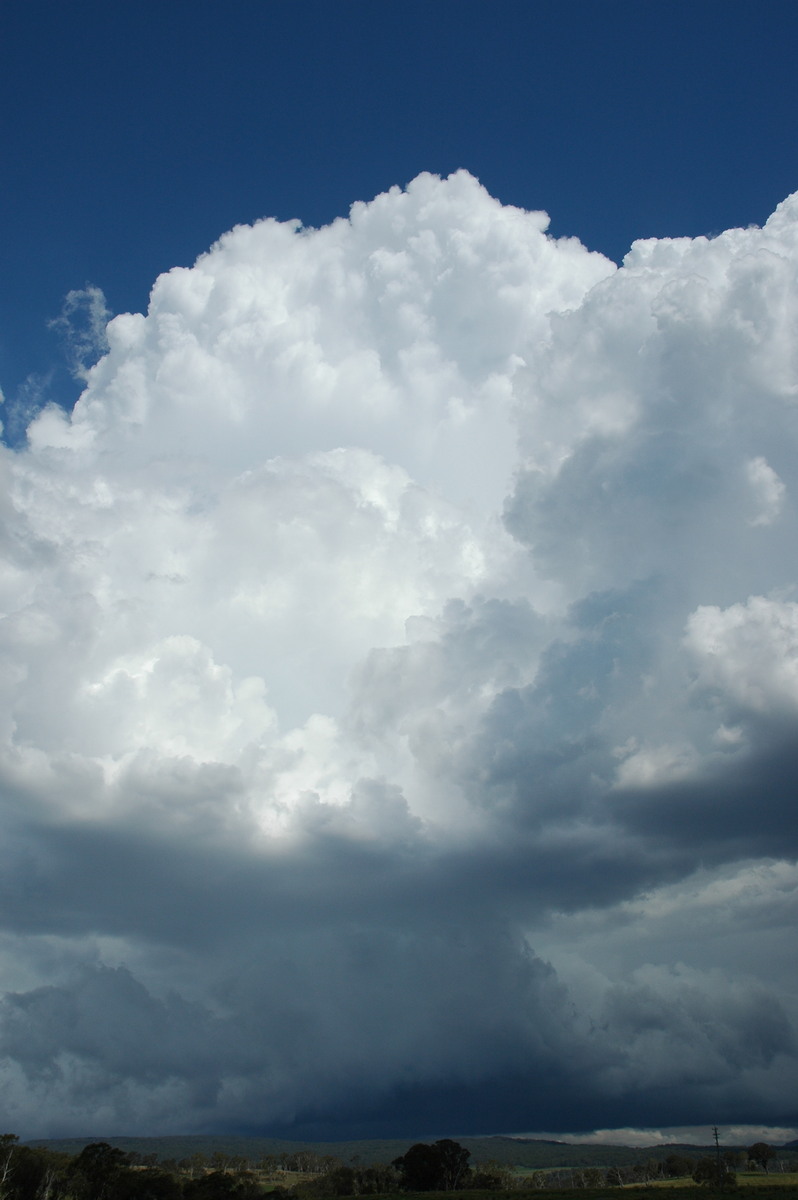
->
[[1, 0, 798, 1145]]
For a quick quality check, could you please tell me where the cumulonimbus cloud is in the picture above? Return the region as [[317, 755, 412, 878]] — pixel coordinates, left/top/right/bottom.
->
[[1, 171, 797, 1137]]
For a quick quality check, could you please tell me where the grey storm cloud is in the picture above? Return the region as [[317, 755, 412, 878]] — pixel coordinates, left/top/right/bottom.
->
[[0, 171, 797, 1138]]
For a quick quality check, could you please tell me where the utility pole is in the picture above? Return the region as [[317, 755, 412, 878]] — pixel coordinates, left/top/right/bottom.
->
[[713, 1126, 723, 1191]]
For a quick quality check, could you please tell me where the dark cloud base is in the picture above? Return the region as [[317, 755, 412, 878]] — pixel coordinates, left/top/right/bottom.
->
[[223, 1077, 798, 1143]]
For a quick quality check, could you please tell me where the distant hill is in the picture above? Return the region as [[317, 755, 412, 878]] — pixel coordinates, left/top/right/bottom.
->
[[25, 1134, 742, 1171]]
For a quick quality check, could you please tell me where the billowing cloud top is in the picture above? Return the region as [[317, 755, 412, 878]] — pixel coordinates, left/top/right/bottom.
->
[[1, 171, 797, 1138]]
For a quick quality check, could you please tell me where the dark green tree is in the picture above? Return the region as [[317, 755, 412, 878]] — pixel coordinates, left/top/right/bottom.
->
[[68, 1144, 131, 1200], [183, 1171, 260, 1200], [748, 1142, 776, 1173], [392, 1144, 441, 1192], [0, 1140, 69, 1200], [311, 1166, 355, 1197], [392, 1140, 470, 1192], [693, 1157, 736, 1188], [115, 1171, 182, 1200], [663, 1154, 695, 1178], [436, 1141, 471, 1191], [469, 1160, 511, 1190]]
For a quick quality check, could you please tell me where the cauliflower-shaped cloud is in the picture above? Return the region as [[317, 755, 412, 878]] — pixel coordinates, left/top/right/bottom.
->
[[1, 173, 798, 1138]]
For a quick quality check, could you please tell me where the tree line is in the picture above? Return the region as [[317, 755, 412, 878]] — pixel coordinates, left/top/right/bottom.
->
[[0, 1132, 792, 1200]]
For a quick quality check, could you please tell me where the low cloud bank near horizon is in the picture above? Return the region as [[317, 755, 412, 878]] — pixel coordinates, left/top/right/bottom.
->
[[1, 171, 797, 1138], [528, 1126, 798, 1149]]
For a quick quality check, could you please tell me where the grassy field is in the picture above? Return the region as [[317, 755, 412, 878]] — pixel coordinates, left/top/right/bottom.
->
[[737, 1174, 798, 1188], [369, 1185, 798, 1200], [254, 1179, 798, 1199], [642, 1174, 798, 1190]]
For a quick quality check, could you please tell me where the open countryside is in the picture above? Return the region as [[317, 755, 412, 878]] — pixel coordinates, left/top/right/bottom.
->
[[8, 1134, 798, 1199]]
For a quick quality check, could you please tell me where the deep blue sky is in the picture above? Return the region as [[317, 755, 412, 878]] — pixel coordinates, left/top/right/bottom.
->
[[2, 0, 797, 417]]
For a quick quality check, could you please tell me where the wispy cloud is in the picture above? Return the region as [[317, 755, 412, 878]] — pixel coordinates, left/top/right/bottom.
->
[[48, 283, 111, 382]]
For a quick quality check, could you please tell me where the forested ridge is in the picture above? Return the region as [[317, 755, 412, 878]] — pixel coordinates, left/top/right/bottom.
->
[[21, 1135, 764, 1170]]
